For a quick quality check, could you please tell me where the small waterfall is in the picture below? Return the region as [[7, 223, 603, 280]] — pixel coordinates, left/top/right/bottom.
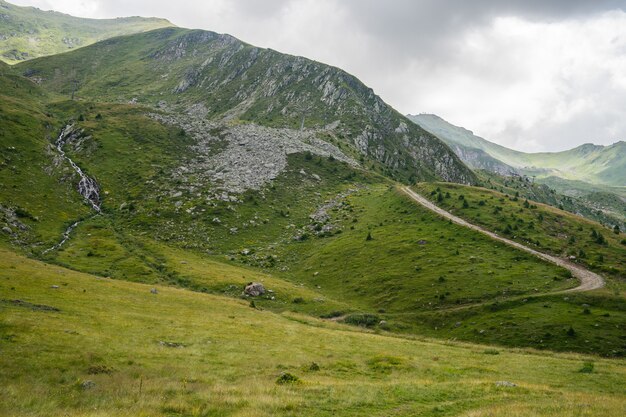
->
[[55, 125, 101, 212], [43, 125, 101, 254]]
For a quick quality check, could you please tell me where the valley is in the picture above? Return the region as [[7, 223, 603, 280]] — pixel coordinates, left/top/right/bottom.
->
[[0, 2, 625, 416]]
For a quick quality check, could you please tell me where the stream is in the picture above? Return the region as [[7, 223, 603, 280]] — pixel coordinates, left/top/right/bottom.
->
[[43, 125, 101, 254]]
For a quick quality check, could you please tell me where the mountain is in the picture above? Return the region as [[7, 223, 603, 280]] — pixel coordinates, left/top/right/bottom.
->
[[14, 28, 475, 184], [408, 113, 626, 187], [1, 9, 626, 415], [0, 0, 173, 63]]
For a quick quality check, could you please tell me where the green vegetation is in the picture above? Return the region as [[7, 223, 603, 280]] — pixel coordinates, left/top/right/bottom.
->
[[2, 248, 626, 417], [414, 183, 626, 284], [0, 0, 173, 64], [1, 12, 625, 415], [475, 170, 626, 231]]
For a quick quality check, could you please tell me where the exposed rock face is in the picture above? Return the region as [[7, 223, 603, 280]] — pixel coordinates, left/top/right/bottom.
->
[[244, 282, 265, 297], [152, 111, 357, 196]]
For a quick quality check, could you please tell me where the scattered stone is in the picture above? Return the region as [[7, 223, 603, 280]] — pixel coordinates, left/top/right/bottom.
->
[[417, 240, 428, 245], [244, 282, 265, 297], [2, 226, 12, 234], [495, 381, 517, 387], [81, 380, 96, 390], [379, 320, 388, 326], [50, 285, 59, 289], [150, 288, 158, 294], [151, 112, 357, 197], [158, 340, 185, 348]]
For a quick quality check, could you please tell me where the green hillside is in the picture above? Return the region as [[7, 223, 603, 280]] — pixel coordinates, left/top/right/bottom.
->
[[3, 42, 625, 356], [2, 248, 625, 417], [0, 0, 173, 63], [1, 10, 626, 415], [413, 182, 626, 285], [409, 114, 626, 187], [475, 171, 626, 231]]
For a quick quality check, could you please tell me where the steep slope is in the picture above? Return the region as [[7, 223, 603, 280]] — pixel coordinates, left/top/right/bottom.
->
[[15, 28, 475, 185], [0, 0, 173, 63], [409, 113, 626, 187]]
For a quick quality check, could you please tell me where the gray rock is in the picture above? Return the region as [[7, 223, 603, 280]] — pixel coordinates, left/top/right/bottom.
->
[[244, 282, 265, 297], [150, 288, 158, 294], [495, 381, 517, 387], [81, 380, 96, 390], [2, 226, 12, 234]]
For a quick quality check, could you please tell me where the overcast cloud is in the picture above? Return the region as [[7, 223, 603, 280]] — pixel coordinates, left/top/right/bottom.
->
[[11, 0, 626, 152]]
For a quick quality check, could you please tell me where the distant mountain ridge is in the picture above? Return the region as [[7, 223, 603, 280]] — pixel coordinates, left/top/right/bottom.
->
[[0, 0, 173, 63], [408, 113, 626, 187]]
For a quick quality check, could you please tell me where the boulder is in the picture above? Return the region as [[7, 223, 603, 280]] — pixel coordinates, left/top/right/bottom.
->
[[244, 282, 265, 297]]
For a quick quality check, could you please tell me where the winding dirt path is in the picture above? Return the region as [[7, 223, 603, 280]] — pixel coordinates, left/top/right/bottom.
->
[[400, 186, 605, 292]]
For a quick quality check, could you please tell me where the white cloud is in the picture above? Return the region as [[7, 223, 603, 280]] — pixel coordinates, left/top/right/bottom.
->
[[7, 1, 626, 152]]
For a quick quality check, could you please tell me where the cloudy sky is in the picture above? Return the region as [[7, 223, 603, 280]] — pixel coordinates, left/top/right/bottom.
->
[[11, 0, 626, 152]]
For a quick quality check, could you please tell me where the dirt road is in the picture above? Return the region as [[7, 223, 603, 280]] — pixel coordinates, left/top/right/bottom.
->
[[400, 186, 605, 292]]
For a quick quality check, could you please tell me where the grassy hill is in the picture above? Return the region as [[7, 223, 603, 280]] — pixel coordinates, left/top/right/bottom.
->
[[2, 247, 626, 417], [0, 0, 173, 63], [1, 11, 626, 413], [474, 171, 626, 231], [413, 183, 626, 286], [408, 114, 626, 187]]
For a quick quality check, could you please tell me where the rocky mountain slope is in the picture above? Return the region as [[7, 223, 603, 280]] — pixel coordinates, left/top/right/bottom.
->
[[409, 113, 626, 187], [15, 28, 475, 185], [0, 0, 173, 63]]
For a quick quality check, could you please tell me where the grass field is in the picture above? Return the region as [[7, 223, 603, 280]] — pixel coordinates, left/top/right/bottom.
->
[[2, 247, 626, 417]]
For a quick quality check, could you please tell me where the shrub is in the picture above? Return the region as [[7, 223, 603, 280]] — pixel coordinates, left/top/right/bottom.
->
[[579, 362, 594, 373], [366, 232, 373, 241], [292, 297, 305, 304], [276, 372, 300, 384], [344, 313, 379, 328], [320, 311, 344, 319]]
